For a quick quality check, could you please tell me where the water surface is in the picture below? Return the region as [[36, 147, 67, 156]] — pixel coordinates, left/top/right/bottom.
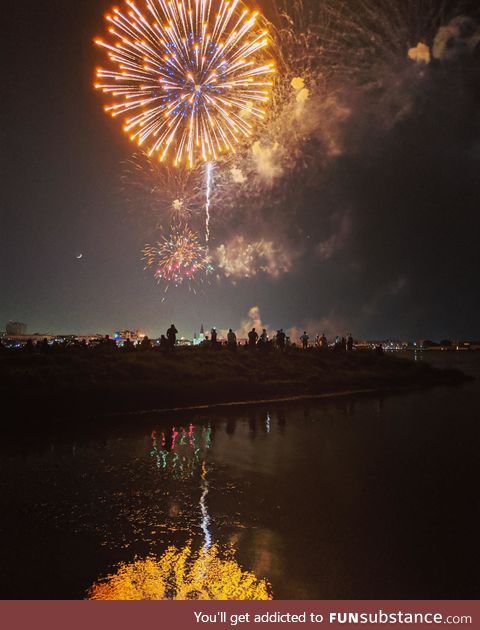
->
[[0, 353, 478, 599]]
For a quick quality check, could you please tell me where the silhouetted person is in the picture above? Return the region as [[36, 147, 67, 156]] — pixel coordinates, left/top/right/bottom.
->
[[301, 331, 309, 349], [123, 338, 135, 352], [375, 344, 384, 356], [320, 333, 328, 349], [276, 329, 286, 351], [167, 324, 178, 351], [24, 339, 34, 353], [141, 335, 152, 350], [248, 328, 258, 348], [159, 335, 169, 352], [227, 329, 237, 350], [259, 329, 268, 349], [100, 335, 117, 352], [211, 328, 218, 348], [347, 334, 354, 352], [334, 336, 341, 351]]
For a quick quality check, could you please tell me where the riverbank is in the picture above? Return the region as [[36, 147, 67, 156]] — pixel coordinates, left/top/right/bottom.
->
[[0, 347, 471, 424]]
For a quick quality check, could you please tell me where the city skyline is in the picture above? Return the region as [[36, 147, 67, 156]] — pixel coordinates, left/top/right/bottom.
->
[[3, 316, 479, 347]]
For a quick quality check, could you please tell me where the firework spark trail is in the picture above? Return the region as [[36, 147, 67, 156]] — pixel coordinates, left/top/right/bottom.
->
[[205, 162, 213, 245], [94, 0, 275, 168]]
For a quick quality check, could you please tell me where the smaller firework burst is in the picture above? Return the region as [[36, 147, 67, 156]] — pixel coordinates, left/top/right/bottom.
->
[[143, 226, 213, 293], [121, 152, 204, 231]]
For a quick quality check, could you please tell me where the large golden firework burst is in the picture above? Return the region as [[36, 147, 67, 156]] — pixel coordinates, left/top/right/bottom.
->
[[94, 0, 276, 168]]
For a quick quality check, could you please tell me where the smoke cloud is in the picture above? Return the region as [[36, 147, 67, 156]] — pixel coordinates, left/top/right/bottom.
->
[[288, 315, 351, 343], [236, 306, 270, 339], [251, 141, 284, 185], [230, 167, 246, 184], [408, 42, 431, 65], [215, 237, 293, 279], [433, 16, 480, 61], [291, 76, 310, 106], [317, 211, 352, 261]]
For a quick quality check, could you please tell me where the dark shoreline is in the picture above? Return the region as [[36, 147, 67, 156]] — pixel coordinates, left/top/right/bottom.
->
[[0, 348, 472, 430], [100, 383, 455, 418]]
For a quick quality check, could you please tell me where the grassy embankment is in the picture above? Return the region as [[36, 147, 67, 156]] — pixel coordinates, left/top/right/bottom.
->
[[0, 347, 470, 417]]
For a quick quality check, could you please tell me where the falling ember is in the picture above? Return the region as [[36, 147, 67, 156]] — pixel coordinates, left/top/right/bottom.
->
[[142, 225, 213, 292], [94, 0, 276, 168]]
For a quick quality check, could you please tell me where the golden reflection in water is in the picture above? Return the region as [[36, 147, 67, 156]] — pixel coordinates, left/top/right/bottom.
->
[[88, 544, 272, 601], [89, 417, 275, 600]]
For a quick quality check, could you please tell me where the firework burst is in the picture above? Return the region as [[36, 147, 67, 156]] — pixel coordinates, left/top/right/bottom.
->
[[94, 0, 276, 168], [271, 0, 451, 84], [121, 152, 204, 230], [143, 225, 212, 291]]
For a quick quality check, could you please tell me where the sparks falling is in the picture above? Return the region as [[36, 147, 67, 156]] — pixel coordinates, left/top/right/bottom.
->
[[94, 0, 276, 168], [143, 225, 212, 291]]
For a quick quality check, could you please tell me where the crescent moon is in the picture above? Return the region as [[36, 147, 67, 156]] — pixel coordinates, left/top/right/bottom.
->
[[76, 254, 83, 260]]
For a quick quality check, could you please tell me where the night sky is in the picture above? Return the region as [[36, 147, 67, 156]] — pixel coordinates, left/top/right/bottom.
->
[[2, 0, 480, 341]]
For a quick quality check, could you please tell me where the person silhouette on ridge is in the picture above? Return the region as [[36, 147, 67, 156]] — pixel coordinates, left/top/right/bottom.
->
[[248, 328, 259, 348], [167, 324, 178, 351]]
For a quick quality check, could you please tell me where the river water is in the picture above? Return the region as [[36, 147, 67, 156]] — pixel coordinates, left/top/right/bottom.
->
[[0, 353, 478, 600]]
